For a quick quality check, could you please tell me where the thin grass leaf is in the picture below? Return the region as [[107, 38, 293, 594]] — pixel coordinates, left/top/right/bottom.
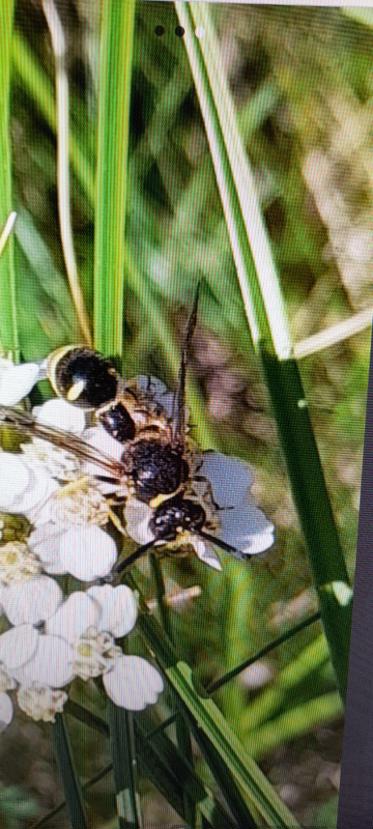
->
[[133, 596, 300, 828], [247, 691, 343, 760], [240, 633, 330, 734], [66, 700, 235, 829], [107, 702, 142, 829], [12, 31, 95, 204], [52, 714, 88, 829], [176, 0, 352, 700], [42, 0, 92, 345], [150, 554, 197, 827], [0, 0, 18, 360], [94, 0, 135, 359]]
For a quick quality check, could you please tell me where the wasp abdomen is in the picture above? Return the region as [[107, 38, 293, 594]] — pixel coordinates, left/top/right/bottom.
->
[[124, 439, 189, 502], [49, 347, 118, 409], [99, 402, 136, 443]]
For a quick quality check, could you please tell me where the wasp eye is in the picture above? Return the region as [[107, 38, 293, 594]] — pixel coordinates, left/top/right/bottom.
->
[[50, 347, 118, 409]]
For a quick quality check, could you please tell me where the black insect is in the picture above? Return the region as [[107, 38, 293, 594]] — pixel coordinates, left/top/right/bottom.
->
[[0, 286, 199, 508], [112, 493, 249, 577], [0, 286, 249, 569]]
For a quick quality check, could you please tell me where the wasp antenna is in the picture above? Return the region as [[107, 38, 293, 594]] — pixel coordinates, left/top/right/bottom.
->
[[198, 529, 250, 562], [113, 539, 156, 576]]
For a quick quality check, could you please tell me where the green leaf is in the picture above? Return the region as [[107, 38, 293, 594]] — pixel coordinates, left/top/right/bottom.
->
[[135, 600, 300, 828], [94, 0, 135, 359], [107, 702, 142, 829], [0, 0, 18, 359], [52, 714, 88, 829]]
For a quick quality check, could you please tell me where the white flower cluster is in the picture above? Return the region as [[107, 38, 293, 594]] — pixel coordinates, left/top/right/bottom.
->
[[0, 356, 274, 729]]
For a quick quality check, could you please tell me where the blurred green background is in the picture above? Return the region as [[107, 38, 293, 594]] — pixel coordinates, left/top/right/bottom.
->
[[1, 1, 373, 826]]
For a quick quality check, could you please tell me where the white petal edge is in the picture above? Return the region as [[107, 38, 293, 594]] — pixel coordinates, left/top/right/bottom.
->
[[103, 655, 163, 710], [45, 591, 99, 643], [1, 575, 63, 625], [124, 499, 154, 545], [0, 362, 40, 406], [192, 538, 222, 571], [13, 634, 74, 688], [58, 525, 118, 581], [199, 452, 254, 508], [0, 624, 39, 670], [87, 584, 138, 638], [34, 399, 86, 434], [219, 504, 275, 555], [0, 454, 30, 508], [0, 692, 13, 730]]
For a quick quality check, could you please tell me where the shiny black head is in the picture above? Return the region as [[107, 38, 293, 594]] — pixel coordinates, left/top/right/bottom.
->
[[99, 402, 136, 443], [125, 439, 189, 502], [51, 347, 118, 409], [149, 494, 206, 542]]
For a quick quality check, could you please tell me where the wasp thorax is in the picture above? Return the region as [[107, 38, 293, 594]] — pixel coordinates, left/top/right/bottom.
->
[[149, 495, 206, 541], [124, 439, 189, 502], [50, 347, 119, 409], [99, 402, 136, 443]]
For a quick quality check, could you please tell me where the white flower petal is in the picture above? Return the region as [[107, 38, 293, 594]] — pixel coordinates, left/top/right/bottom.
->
[[1, 576, 63, 626], [0, 692, 13, 730], [29, 523, 68, 574], [58, 525, 118, 581], [0, 360, 40, 405], [0, 454, 30, 508], [34, 399, 86, 434], [87, 584, 138, 638], [2, 576, 63, 625], [45, 591, 99, 643], [219, 504, 275, 555], [124, 499, 154, 544], [13, 635, 74, 688], [192, 538, 222, 571], [200, 452, 253, 507], [0, 624, 39, 669], [79, 427, 123, 492], [103, 655, 163, 710]]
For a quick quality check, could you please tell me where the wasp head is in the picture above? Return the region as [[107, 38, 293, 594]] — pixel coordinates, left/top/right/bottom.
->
[[149, 494, 206, 542]]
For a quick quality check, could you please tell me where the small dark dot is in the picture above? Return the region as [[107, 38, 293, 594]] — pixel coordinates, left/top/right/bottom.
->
[[154, 25, 165, 37], [175, 26, 185, 38]]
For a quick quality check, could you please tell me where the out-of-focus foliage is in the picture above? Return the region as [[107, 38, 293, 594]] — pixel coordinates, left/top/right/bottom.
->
[[1, 1, 372, 827]]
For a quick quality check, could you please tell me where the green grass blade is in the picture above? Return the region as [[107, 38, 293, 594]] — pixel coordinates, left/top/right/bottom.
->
[[66, 700, 235, 829], [12, 31, 95, 205], [134, 600, 300, 828], [176, 0, 352, 700], [0, 0, 18, 359], [93, 0, 135, 358], [107, 703, 142, 829], [52, 714, 88, 829], [247, 692, 343, 760]]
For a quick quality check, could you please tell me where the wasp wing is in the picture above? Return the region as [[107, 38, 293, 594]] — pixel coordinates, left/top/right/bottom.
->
[[171, 282, 201, 447], [0, 406, 124, 477]]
